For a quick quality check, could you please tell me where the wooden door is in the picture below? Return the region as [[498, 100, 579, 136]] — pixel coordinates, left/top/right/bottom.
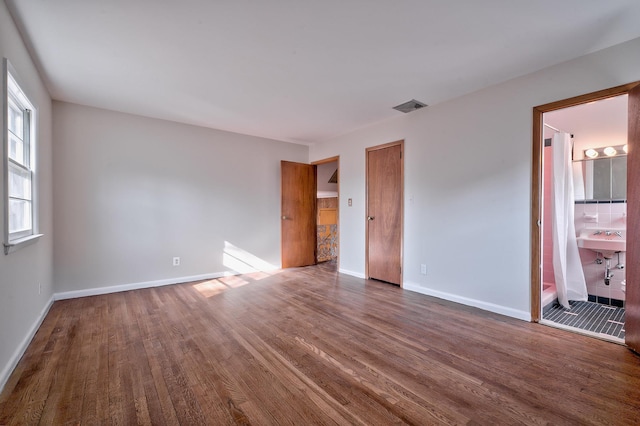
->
[[366, 141, 403, 285], [281, 161, 317, 268], [626, 84, 640, 353]]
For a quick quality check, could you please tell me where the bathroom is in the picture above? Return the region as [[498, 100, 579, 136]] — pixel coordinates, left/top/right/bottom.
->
[[541, 94, 628, 342]]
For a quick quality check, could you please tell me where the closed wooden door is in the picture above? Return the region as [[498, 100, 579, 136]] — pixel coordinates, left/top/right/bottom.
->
[[626, 84, 640, 353], [366, 141, 403, 285], [281, 161, 317, 268]]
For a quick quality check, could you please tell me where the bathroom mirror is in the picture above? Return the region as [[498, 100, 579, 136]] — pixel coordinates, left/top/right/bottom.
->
[[574, 156, 627, 201]]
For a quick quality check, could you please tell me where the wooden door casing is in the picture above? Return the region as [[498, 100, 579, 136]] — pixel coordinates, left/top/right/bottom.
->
[[366, 141, 403, 286], [281, 161, 317, 268], [625, 84, 640, 353]]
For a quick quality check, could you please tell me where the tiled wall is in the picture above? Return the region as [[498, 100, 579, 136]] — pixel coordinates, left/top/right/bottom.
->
[[574, 201, 627, 306]]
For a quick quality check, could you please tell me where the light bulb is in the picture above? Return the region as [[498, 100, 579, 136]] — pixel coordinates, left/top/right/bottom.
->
[[623, 144, 628, 153], [604, 146, 617, 156], [585, 149, 598, 158]]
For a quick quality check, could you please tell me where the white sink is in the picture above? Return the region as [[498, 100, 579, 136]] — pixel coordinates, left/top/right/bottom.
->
[[576, 228, 625, 258]]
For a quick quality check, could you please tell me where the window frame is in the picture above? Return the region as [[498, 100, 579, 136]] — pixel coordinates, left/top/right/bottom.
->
[[3, 58, 41, 255]]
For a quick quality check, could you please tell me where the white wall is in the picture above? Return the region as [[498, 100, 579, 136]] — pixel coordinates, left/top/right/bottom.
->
[[317, 161, 338, 195], [53, 102, 308, 294], [310, 37, 640, 320], [0, 3, 54, 391]]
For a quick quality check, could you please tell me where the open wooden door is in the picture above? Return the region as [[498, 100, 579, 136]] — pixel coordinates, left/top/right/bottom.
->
[[366, 141, 403, 285], [281, 161, 317, 268], [626, 84, 640, 353]]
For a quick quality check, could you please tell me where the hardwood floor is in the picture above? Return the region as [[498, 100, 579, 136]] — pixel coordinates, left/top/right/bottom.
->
[[2, 262, 640, 425]]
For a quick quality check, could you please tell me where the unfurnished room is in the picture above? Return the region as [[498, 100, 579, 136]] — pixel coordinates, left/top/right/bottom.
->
[[1, 1, 640, 424]]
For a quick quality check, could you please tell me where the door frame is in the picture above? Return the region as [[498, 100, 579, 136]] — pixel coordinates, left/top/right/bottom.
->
[[312, 156, 340, 267], [530, 82, 640, 322], [365, 140, 404, 286]]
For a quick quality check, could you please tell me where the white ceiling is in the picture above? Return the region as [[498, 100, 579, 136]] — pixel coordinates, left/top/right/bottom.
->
[[6, 1, 640, 145], [545, 94, 628, 156]]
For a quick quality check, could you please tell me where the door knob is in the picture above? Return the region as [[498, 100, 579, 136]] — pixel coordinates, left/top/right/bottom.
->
[[282, 215, 288, 220], [367, 216, 374, 221]]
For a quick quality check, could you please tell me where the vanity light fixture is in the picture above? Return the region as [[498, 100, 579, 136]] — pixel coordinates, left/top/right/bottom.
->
[[583, 145, 627, 159]]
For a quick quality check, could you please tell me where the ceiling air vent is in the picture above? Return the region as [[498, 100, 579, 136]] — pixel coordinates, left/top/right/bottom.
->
[[393, 99, 427, 113]]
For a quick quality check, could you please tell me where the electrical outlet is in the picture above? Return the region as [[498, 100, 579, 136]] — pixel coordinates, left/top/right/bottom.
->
[[420, 264, 427, 275], [173, 257, 181, 266]]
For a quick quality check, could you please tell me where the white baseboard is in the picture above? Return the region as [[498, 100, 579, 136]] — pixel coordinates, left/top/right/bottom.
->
[[403, 282, 531, 322], [338, 268, 366, 279], [0, 295, 54, 394], [54, 271, 228, 301]]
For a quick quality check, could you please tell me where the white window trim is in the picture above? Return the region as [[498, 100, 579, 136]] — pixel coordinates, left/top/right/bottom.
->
[[3, 58, 41, 255]]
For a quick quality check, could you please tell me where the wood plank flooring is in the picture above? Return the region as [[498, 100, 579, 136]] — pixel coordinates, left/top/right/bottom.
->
[[2, 262, 640, 425]]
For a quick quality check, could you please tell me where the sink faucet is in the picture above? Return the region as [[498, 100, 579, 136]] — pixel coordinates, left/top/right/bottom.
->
[[593, 230, 602, 235], [605, 230, 612, 236], [615, 231, 623, 237]]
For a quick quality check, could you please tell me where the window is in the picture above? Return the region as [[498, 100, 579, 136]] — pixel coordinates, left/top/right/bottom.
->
[[3, 58, 39, 254]]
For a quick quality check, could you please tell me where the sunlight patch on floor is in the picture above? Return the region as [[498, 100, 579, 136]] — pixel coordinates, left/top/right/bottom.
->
[[193, 242, 285, 297], [223, 241, 278, 275], [192, 280, 229, 297], [218, 275, 249, 288]]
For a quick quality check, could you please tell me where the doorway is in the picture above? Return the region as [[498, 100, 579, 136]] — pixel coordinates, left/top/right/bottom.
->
[[541, 95, 627, 343], [314, 157, 339, 267], [366, 141, 403, 286], [531, 82, 640, 352], [281, 157, 340, 269]]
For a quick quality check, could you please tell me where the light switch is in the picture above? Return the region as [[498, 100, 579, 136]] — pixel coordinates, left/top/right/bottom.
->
[[348, 198, 353, 206]]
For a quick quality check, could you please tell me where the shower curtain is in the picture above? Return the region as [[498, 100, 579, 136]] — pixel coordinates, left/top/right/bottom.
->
[[552, 132, 588, 309]]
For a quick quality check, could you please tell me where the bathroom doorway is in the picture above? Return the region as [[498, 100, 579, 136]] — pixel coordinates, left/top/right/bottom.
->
[[541, 95, 627, 343], [531, 82, 640, 351]]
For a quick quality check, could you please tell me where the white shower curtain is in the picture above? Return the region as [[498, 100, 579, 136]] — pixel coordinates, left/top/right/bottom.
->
[[552, 132, 588, 309]]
